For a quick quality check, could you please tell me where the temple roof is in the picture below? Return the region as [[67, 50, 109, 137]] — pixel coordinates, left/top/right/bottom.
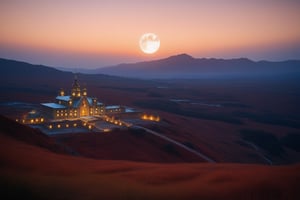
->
[[56, 96, 71, 101], [73, 98, 81, 108], [41, 103, 66, 109], [105, 105, 121, 109]]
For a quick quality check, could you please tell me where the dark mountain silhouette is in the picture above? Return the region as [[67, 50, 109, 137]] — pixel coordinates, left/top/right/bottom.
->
[[0, 58, 149, 96], [0, 58, 68, 77], [95, 54, 300, 79], [1, 55, 300, 80]]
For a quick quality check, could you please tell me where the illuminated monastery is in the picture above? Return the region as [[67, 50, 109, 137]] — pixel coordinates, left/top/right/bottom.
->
[[41, 76, 124, 120]]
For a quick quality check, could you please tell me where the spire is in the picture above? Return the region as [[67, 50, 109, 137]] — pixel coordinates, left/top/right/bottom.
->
[[59, 88, 65, 96], [72, 75, 80, 88], [71, 74, 81, 97]]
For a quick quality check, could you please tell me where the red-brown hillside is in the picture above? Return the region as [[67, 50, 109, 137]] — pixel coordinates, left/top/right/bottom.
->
[[0, 115, 66, 154], [53, 130, 202, 163], [1, 117, 300, 200]]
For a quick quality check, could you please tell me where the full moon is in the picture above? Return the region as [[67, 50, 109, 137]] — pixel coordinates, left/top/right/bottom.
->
[[139, 33, 160, 54]]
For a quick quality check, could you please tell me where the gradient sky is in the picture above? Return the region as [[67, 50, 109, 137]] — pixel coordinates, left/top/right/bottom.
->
[[1, 0, 300, 68]]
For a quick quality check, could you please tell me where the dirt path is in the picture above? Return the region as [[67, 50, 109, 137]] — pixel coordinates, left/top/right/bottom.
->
[[134, 125, 216, 163]]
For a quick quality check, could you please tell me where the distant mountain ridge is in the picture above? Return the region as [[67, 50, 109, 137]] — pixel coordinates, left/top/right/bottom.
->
[[95, 54, 300, 79], [1, 54, 300, 79]]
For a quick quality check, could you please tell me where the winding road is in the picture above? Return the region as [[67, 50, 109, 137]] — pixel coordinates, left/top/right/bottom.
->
[[133, 125, 216, 163]]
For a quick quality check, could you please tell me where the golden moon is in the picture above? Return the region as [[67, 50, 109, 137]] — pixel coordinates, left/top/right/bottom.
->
[[139, 33, 160, 54]]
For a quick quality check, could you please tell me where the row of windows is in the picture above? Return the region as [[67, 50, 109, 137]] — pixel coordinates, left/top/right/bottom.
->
[[16, 118, 45, 124], [48, 123, 92, 130], [55, 110, 104, 117], [56, 109, 77, 113], [108, 109, 121, 112], [56, 113, 77, 117]]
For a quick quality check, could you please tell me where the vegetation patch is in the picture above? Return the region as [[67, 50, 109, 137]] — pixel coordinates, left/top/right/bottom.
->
[[162, 143, 180, 156], [235, 112, 300, 128], [239, 129, 284, 156], [134, 100, 243, 124], [281, 133, 300, 152]]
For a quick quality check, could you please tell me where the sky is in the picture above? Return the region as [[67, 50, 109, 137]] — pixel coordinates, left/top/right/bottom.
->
[[0, 0, 300, 68]]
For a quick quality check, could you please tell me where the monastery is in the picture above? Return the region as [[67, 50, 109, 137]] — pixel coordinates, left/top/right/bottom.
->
[[41, 76, 124, 120], [16, 76, 159, 131]]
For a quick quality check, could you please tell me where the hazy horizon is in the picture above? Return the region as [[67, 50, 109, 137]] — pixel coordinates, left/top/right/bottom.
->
[[1, 0, 300, 68]]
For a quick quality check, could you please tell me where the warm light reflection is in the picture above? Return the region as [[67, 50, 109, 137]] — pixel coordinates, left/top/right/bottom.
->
[[141, 114, 160, 122], [0, 1, 299, 65]]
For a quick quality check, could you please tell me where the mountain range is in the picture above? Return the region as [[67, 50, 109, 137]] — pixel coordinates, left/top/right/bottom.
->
[[1, 54, 300, 79], [66, 54, 300, 79]]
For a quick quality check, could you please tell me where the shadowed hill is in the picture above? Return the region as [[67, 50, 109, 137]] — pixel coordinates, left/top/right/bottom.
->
[[0, 58, 154, 103], [0, 116, 204, 163], [0, 115, 67, 154]]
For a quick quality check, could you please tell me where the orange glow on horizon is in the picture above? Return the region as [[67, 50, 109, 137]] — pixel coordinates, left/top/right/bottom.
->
[[0, 0, 300, 67]]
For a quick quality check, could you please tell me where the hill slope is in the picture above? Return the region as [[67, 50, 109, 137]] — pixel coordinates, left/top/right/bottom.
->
[[1, 116, 300, 199]]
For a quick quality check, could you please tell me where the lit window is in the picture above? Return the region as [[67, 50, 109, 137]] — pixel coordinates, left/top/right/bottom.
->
[[66, 124, 69, 128], [57, 124, 61, 128], [49, 125, 52, 129], [41, 118, 44, 122]]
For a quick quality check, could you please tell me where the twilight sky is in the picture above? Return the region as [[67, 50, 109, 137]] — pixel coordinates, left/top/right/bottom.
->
[[0, 0, 300, 68]]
